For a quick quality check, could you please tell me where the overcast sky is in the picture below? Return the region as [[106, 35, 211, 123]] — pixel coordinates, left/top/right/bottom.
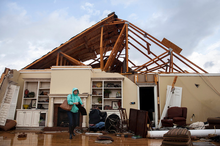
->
[[1, 0, 220, 73]]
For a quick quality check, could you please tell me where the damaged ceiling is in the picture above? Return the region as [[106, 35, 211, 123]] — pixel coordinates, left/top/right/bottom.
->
[[23, 12, 208, 74]]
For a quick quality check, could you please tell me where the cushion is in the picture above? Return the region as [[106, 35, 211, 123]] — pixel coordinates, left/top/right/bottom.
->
[[97, 136, 114, 141], [162, 129, 192, 146], [207, 117, 220, 124], [0, 119, 17, 131], [168, 107, 183, 119], [163, 128, 191, 139], [173, 117, 186, 121], [161, 139, 192, 146]]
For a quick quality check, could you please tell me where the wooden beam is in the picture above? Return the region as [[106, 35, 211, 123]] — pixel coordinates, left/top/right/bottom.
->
[[60, 55, 63, 66], [104, 21, 125, 26], [129, 29, 151, 53], [145, 54, 169, 68], [171, 76, 178, 90], [129, 29, 168, 69], [56, 52, 60, 66], [129, 41, 168, 71], [173, 54, 199, 73], [148, 62, 169, 72], [60, 52, 85, 66], [128, 41, 152, 60], [64, 58, 67, 65], [162, 38, 182, 54], [174, 53, 208, 73], [100, 26, 104, 70], [169, 49, 173, 73], [129, 23, 208, 73], [126, 23, 129, 72], [134, 50, 169, 71], [128, 59, 136, 67], [154, 74, 158, 85], [173, 63, 185, 73], [88, 58, 100, 66], [103, 24, 126, 71], [24, 13, 116, 69]]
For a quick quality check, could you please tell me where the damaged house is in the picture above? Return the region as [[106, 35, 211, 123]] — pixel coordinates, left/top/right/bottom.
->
[[0, 12, 220, 130]]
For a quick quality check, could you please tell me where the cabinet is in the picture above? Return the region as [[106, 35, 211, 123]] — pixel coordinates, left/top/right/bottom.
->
[[21, 79, 50, 110], [16, 79, 50, 127], [16, 110, 47, 127], [91, 79, 123, 112], [16, 110, 32, 127]]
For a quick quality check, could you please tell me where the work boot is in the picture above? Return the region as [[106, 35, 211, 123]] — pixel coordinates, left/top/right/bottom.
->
[[69, 126, 73, 139], [69, 134, 72, 139], [72, 126, 75, 136]]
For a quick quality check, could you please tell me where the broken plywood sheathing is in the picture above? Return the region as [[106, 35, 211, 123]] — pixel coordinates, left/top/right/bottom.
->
[[21, 12, 207, 74]]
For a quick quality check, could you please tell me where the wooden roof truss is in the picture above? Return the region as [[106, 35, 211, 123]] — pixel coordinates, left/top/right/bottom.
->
[[24, 13, 208, 74]]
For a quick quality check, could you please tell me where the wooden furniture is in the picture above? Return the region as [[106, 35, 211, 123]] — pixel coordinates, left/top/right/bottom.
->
[[118, 108, 129, 131], [129, 108, 149, 138], [16, 109, 48, 127], [91, 78, 123, 116], [21, 79, 50, 110], [16, 79, 50, 127]]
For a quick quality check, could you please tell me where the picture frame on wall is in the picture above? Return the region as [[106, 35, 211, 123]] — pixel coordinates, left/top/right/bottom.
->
[[32, 99, 36, 108], [112, 101, 119, 109]]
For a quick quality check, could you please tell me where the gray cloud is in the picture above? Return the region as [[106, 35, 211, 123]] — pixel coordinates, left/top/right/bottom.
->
[[139, 0, 220, 56], [204, 61, 214, 68], [0, 3, 96, 73]]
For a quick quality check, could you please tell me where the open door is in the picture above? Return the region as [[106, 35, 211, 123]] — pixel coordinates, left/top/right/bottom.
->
[[139, 86, 158, 128], [159, 85, 182, 128]]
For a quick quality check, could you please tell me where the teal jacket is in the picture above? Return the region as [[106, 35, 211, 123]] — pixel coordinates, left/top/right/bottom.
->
[[67, 88, 83, 113]]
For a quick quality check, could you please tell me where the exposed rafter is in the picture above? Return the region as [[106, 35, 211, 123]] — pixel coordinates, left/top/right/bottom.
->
[[22, 12, 207, 74]]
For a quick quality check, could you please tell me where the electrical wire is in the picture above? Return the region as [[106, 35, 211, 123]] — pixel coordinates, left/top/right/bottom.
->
[[199, 73, 220, 97]]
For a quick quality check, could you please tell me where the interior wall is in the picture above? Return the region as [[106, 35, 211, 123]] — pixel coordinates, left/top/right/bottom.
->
[[159, 75, 220, 124], [17, 68, 139, 126], [50, 69, 91, 94]]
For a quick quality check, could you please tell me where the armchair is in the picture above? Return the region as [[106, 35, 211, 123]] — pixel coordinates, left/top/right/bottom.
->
[[161, 107, 187, 127]]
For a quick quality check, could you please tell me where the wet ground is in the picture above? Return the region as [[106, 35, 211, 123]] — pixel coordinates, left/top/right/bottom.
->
[[0, 130, 220, 146]]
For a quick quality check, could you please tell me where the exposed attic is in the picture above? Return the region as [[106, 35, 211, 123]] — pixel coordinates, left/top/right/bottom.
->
[[23, 12, 208, 74]]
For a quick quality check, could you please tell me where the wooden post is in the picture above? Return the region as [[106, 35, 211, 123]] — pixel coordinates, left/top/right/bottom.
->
[[169, 48, 173, 73], [125, 23, 129, 72], [171, 50, 173, 73], [171, 76, 178, 90], [56, 52, 60, 66], [60, 55, 63, 66], [100, 26, 104, 70], [64, 58, 66, 66]]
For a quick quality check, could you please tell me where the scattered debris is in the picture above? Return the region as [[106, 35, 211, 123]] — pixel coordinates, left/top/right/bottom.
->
[[95, 140, 112, 144], [132, 135, 142, 139], [35, 131, 44, 134], [17, 133, 27, 138], [95, 135, 114, 144], [85, 132, 103, 136]]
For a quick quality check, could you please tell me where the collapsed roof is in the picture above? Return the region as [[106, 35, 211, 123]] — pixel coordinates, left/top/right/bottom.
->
[[23, 12, 207, 74]]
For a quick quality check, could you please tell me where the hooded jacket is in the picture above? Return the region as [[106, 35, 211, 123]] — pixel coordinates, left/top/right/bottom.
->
[[67, 88, 83, 113]]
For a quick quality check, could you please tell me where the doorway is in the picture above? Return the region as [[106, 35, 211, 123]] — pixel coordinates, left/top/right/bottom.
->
[[138, 86, 158, 128]]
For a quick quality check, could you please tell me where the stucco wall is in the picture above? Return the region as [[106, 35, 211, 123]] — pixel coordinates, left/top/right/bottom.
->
[[159, 74, 220, 124], [50, 69, 91, 94], [16, 68, 139, 127]]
